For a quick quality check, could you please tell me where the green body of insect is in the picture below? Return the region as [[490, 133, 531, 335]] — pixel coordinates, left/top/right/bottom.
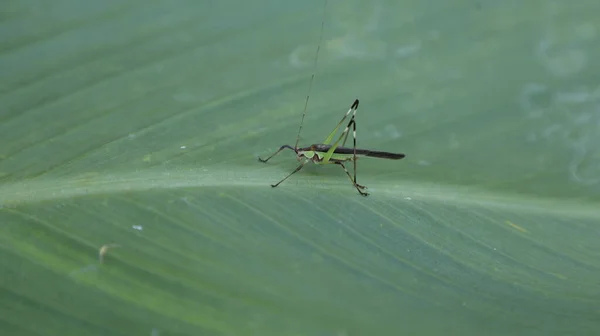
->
[[258, 99, 405, 196]]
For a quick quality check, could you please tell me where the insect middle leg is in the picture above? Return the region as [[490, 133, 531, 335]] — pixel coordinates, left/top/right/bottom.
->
[[336, 161, 369, 196], [270, 160, 308, 188]]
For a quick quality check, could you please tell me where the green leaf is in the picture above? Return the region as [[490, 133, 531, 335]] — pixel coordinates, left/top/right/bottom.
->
[[1, 1, 599, 335]]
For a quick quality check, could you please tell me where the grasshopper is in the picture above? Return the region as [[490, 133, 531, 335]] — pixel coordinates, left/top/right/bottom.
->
[[258, 0, 405, 196]]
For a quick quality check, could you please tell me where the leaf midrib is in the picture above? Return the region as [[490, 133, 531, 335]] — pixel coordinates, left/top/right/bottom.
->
[[0, 167, 598, 220]]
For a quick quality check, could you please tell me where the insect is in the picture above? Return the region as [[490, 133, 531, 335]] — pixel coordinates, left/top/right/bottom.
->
[[257, 1, 406, 196]]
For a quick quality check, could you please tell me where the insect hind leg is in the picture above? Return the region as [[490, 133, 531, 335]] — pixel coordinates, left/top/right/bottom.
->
[[338, 118, 366, 190], [348, 117, 363, 191]]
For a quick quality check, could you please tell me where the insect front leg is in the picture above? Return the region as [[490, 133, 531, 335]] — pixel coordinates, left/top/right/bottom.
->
[[258, 145, 296, 163]]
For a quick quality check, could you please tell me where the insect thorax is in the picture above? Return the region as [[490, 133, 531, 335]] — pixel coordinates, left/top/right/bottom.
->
[[297, 150, 323, 162]]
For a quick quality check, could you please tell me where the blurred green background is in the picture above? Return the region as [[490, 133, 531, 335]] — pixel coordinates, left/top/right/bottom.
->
[[1, 0, 599, 335]]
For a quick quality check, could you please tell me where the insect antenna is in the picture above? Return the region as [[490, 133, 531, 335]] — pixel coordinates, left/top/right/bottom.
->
[[294, 0, 328, 150]]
